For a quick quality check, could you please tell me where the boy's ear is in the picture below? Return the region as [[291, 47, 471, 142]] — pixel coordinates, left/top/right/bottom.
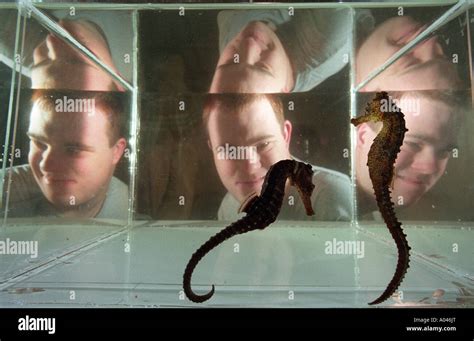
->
[[356, 123, 378, 147], [112, 137, 127, 164], [357, 123, 368, 146], [282, 120, 292, 147]]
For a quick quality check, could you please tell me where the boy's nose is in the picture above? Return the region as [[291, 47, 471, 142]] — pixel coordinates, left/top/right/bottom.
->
[[239, 37, 262, 65], [39, 148, 63, 174], [45, 33, 64, 60]]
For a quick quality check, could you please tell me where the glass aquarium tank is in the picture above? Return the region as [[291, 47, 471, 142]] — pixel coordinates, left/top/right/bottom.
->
[[0, 0, 472, 319]]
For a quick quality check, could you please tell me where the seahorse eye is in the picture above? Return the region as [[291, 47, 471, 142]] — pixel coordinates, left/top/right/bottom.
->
[[293, 162, 300, 175]]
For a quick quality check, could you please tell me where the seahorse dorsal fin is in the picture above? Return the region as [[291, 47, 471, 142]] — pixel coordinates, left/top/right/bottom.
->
[[238, 192, 258, 213]]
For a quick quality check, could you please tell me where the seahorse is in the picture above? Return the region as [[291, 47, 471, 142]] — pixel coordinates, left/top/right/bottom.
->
[[351, 91, 410, 305], [183, 159, 315, 303]]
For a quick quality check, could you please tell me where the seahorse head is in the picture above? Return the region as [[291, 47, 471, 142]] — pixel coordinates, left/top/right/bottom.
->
[[291, 162, 315, 216], [369, 91, 391, 122], [351, 91, 393, 127]]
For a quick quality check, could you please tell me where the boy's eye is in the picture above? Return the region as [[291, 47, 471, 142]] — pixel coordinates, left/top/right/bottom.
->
[[437, 148, 453, 160], [403, 141, 421, 152], [66, 146, 82, 155], [256, 62, 271, 73], [32, 140, 47, 150], [256, 141, 271, 151]]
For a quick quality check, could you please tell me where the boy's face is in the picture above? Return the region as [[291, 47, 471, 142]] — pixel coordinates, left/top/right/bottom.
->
[[210, 21, 294, 93], [32, 20, 117, 91], [357, 96, 457, 207], [356, 16, 458, 91], [27, 103, 125, 211], [207, 98, 292, 203]]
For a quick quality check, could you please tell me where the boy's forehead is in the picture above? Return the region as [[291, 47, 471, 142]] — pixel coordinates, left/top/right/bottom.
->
[[29, 106, 108, 136], [209, 106, 280, 139], [215, 98, 276, 121], [404, 97, 453, 122], [405, 109, 456, 142]]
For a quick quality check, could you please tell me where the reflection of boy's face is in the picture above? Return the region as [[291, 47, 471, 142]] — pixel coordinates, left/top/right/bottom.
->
[[210, 21, 294, 93], [27, 104, 125, 213], [207, 98, 292, 203], [357, 96, 456, 207], [356, 17, 458, 91], [32, 20, 116, 91]]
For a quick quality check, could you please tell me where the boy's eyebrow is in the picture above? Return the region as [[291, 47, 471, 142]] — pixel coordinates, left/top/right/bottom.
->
[[406, 133, 457, 149], [217, 63, 274, 78], [65, 142, 95, 152], [215, 135, 275, 151], [446, 143, 458, 151], [406, 133, 437, 145], [32, 58, 92, 70], [27, 132, 95, 151], [27, 132, 47, 141], [246, 135, 275, 145]]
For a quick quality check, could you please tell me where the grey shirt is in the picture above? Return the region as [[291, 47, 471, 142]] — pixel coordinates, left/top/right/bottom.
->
[[1, 164, 128, 220], [217, 163, 353, 221]]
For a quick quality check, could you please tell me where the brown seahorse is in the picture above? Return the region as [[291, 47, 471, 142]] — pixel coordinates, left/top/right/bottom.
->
[[183, 159, 315, 303], [351, 91, 410, 305]]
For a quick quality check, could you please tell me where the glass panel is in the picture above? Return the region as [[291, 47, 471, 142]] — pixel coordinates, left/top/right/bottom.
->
[[353, 3, 473, 306], [354, 5, 472, 221], [2, 6, 135, 226], [137, 8, 353, 222], [140, 8, 352, 94], [0, 4, 136, 289], [136, 6, 358, 307], [0, 6, 19, 220]]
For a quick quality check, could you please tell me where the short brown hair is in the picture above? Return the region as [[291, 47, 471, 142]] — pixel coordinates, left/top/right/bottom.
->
[[202, 93, 285, 134], [31, 89, 125, 146]]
